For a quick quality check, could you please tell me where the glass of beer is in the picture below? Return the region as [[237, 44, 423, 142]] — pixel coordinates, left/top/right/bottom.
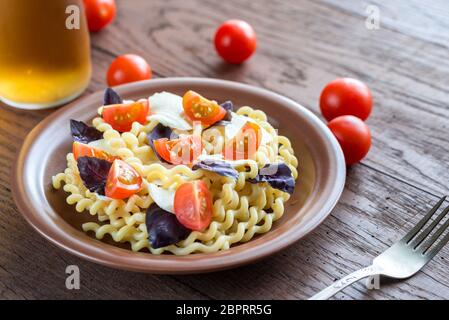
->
[[0, 0, 91, 109]]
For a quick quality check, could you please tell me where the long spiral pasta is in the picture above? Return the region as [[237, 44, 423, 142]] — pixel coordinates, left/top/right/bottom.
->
[[52, 105, 298, 255]]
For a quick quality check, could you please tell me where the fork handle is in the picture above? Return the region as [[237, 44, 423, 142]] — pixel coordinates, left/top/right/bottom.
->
[[309, 265, 379, 300]]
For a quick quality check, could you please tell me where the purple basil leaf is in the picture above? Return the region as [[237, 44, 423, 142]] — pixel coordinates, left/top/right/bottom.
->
[[146, 203, 191, 249], [103, 87, 123, 105], [215, 102, 234, 125], [220, 101, 233, 122], [220, 101, 234, 112], [77, 156, 112, 195], [192, 160, 238, 179], [248, 162, 295, 194], [210, 111, 232, 126], [147, 124, 178, 163], [223, 110, 233, 121], [147, 123, 176, 148], [70, 119, 103, 144], [207, 101, 234, 126]]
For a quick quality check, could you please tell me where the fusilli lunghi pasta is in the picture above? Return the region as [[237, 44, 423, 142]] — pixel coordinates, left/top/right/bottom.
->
[[52, 91, 298, 255]]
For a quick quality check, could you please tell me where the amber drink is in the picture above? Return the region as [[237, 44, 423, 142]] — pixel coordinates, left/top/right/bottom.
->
[[0, 0, 91, 109]]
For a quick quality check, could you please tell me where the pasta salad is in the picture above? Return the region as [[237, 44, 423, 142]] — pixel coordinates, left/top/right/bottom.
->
[[52, 88, 298, 255]]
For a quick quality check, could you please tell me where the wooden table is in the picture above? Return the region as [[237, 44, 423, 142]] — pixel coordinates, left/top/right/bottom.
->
[[1, 0, 448, 300]]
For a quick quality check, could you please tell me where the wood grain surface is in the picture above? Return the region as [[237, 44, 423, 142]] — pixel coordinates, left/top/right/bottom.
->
[[1, 0, 449, 300]]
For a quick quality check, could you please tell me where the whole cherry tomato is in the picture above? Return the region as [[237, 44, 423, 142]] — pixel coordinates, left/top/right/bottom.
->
[[320, 78, 373, 122], [83, 0, 116, 32], [214, 20, 257, 64], [107, 54, 152, 86], [328, 115, 371, 165]]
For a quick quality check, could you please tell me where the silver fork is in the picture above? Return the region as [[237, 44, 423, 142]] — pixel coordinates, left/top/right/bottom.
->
[[310, 196, 449, 300]]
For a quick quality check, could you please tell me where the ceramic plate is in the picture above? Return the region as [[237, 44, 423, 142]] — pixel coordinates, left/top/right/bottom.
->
[[12, 78, 345, 274]]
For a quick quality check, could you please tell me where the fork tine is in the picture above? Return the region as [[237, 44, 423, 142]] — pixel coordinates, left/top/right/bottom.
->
[[421, 214, 449, 257], [423, 220, 449, 258], [412, 204, 449, 249], [402, 196, 446, 243]]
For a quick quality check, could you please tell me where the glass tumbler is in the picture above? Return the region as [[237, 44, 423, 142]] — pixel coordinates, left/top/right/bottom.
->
[[0, 0, 91, 109]]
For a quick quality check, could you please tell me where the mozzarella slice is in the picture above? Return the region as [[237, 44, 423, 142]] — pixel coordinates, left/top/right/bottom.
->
[[197, 153, 225, 162], [247, 118, 273, 145], [88, 139, 116, 155], [224, 113, 273, 145], [95, 194, 113, 202], [148, 92, 192, 130], [224, 113, 248, 141], [148, 183, 176, 214], [261, 129, 273, 145]]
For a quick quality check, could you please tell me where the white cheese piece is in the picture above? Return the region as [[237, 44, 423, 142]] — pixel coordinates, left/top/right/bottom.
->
[[197, 153, 225, 162], [95, 194, 113, 202], [148, 92, 192, 130], [148, 114, 192, 131], [148, 183, 176, 214], [224, 113, 248, 141], [224, 113, 273, 145], [260, 128, 273, 145], [88, 139, 116, 155], [246, 117, 273, 145]]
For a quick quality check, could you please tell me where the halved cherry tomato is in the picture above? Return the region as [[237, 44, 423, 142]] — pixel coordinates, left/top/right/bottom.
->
[[224, 122, 261, 160], [182, 90, 226, 126], [153, 135, 202, 165], [105, 159, 143, 199], [72, 141, 113, 161], [174, 180, 213, 231], [102, 99, 149, 132]]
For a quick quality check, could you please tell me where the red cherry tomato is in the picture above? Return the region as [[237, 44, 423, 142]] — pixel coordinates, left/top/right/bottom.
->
[[320, 78, 373, 122], [102, 99, 149, 132], [105, 159, 142, 199], [214, 20, 257, 64], [153, 135, 202, 165], [106, 54, 152, 87], [83, 0, 116, 32], [174, 180, 213, 231], [224, 122, 261, 160], [182, 90, 226, 125], [72, 141, 114, 161], [328, 115, 371, 165]]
